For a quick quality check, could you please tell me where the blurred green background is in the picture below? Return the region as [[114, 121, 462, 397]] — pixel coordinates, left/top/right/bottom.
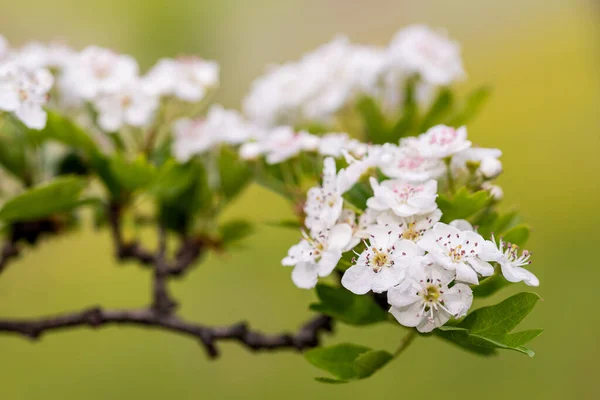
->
[[1, 0, 599, 398]]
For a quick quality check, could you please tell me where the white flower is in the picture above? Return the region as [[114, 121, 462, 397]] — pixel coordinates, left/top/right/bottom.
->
[[263, 126, 319, 164], [154, 57, 219, 102], [318, 133, 350, 157], [414, 125, 471, 159], [388, 260, 472, 333], [282, 224, 353, 289], [449, 219, 475, 232], [418, 222, 494, 284], [239, 141, 263, 160], [93, 81, 159, 132], [14, 41, 75, 71], [206, 105, 259, 145], [452, 147, 502, 179], [0, 35, 9, 59], [244, 36, 387, 128], [388, 25, 465, 86], [0, 62, 54, 129], [342, 226, 424, 294], [481, 236, 539, 287], [171, 118, 216, 162], [380, 144, 446, 183], [59, 46, 138, 101], [367, 177, 438, 217], [336, 145, 391, 193], [304, 157, 344, 234], [376, 208, 442, 242]]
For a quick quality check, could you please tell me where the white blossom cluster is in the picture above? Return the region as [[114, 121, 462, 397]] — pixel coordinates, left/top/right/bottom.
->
[[0, 35, 219, 133], [244, 25, 464, 128], [282, 125, 538, 333]]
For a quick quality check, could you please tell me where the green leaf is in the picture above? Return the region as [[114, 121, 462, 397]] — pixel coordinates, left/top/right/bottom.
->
[[437, 188, 490, 223], [357, 97, 389, 144], [0, 176, 87, 222], [343, 181, 373, 210], [109, 155, 157, 192], [25, 111, 98, 156], [0, 133, 29, 183], [150, 161, 197, 203], [310, 284, 388, 326], [459, 292, 541, 336], [265, 219, 303, 230], [502, 224, 531, 247], [219, 220, 254, 245], [419, 88, 454, 132], [218, 146, 252, 201], [436, 292, 542, 357], [448, 86, 492, 126], [390, 78, 417, 139], [305, 343, 393, 383]]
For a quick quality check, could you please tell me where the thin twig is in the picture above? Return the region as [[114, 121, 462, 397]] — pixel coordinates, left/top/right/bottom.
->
[[0, 308, 333, 359], [152, 225, 176, 314], [393, 330, 418, 358]]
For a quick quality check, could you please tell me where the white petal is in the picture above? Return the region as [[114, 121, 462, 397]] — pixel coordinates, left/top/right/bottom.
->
[[15, 104, 47, 129], [500, 263, 540, 287], [327, 223, 353, 250], [371, 266, 405, 293], [389, 301, 424, 328], [291, 262, 318, 289], [387, 284, 420, 307], [441, 283, 473, 318], [341, 265, 374, 295], [317, 249, 342, 277], [454, 262, 479, 284], [449, 219, 474, 231], [467, 257, 494, 277]]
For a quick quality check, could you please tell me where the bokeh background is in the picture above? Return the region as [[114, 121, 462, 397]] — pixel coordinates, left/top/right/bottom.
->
[[1, 0, 599, 398]]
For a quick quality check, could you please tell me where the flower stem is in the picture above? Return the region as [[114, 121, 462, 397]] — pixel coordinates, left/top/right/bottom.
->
[[444, 157, 456, 195], [393, 330, 417, 358]]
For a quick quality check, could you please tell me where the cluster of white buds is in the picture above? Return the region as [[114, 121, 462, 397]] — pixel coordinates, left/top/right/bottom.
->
[[282, 125, 538, 333]]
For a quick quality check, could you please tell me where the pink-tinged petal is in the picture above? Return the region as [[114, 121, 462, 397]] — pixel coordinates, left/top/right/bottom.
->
[[327, 223, 353, 251], [317, 249, 342, 277], [389, 301, 424, 328], [371, 266, 405, 293], [387, 284, 420, 307], [454, 262, 479, 284], [441, 283, 473, 318], [341, 265, 374, 295], [291, 262, 318, 289]]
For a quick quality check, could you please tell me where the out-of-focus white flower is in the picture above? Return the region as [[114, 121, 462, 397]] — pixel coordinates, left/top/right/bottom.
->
[[367, 177, 438, 217], [482, 182, 504, 201], [481, 235, 539, 287], [336, 145, 392, 193], [0, 62, 53, 129], [14, 41, 75, 71], [388, 259, 472, 333], [59, 46, 139, 102], [282, 224, 353, 289], [93, 81, 159, 132], [144, 57, 219, 102], [376, 208, 442, 242], [304, 157, 344, 234], [0, 35, 9, 59], [342, 226, 424, 294], [452, 147, 503, 179], [388, 25, 465, 86], [414, 125, 471, 159], [380, 143, 446, 183], [318, 133, 350, 157], [263, 126, 319, 164], [172, 118, 216, 163], [417, 222, 494, 284], [206, 105, 259, 145], [244, 36, 388, 128]]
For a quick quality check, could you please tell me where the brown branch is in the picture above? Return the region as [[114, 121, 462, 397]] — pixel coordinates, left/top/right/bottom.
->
[[0, 308, 333, 359], [0, 241, 20, 274], [152, 225, 177, 314]]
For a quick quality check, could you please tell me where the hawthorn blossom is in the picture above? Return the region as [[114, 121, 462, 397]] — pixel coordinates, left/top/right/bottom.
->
[[482, 236, 539, 287], [93, 81, 159, 132], [263, 126, 319, 164], [380, 144, 446, 183], [172, 118, 216, 162], [388, 260, 472, 332], [318, 133, 351, 157], [202, 105, 259, 146], [14, 41, 75, 71], [482, 182, 504, 201], [414, 125, 471, 159], [0, 62, 54, 129], [367, 177, 438, 217], [336, 145, 391, 193], [342, 226, 424, 294], [143, 57, 219, 102], [282, 224, 353, 289], [452, 147, 503, 179], [417, 222, 494, 284], [304, 157, 344, 234], [59, 46, 138, 101], [376, 208, 442, 242], [388, 25, 465, 86]]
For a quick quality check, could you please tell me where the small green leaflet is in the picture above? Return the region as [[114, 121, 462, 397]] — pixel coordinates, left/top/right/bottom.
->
[[309, 284, 388, 326], [0, 176, 87, 222], [305, 343, 393, 384], [437, 188, 491, 223], [436, 292, 543, 357]]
